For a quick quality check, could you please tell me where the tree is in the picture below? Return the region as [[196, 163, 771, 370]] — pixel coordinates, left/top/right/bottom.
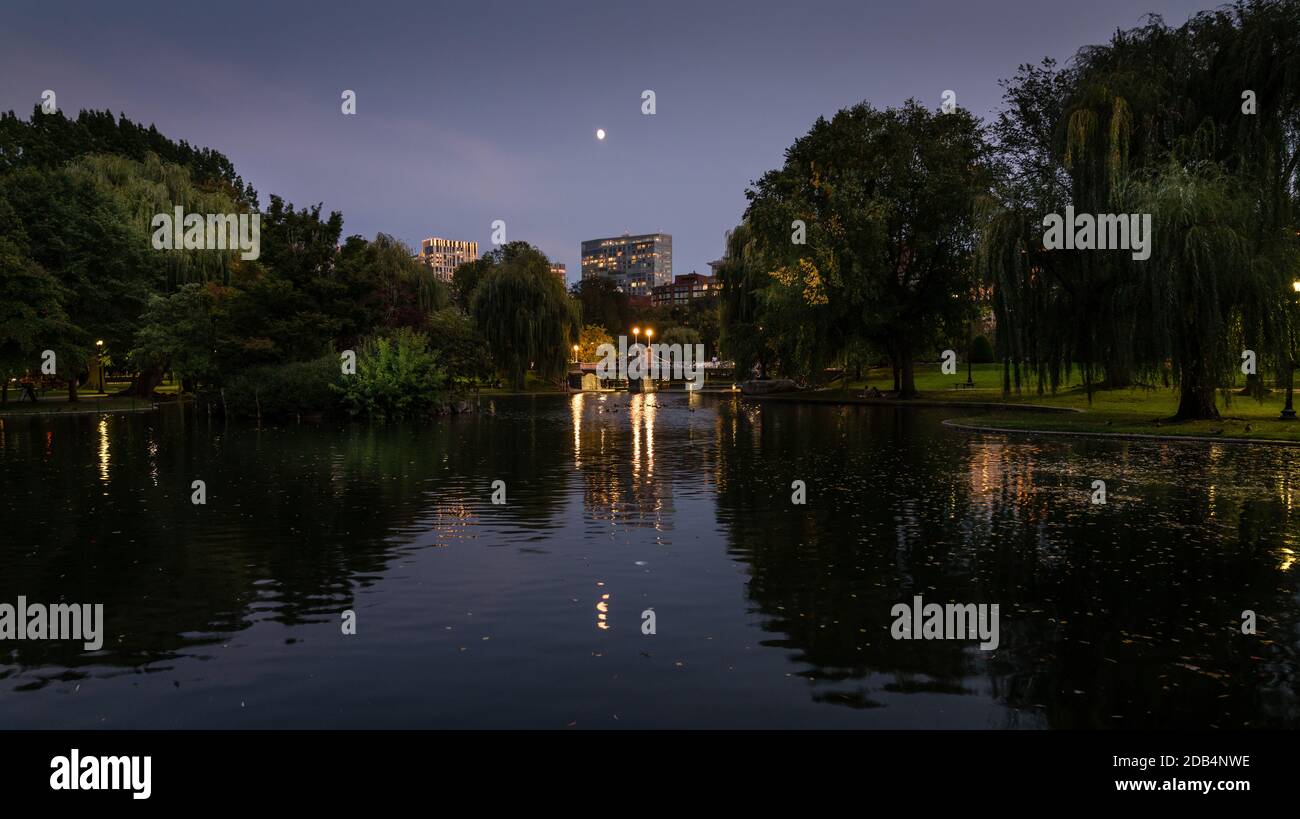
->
[[130, 284, 220, 391], [983, 3, 1300, 418], [335, 233, 450, 340], [572, 277, 630, 333], [716, 223, 775, 379], [451, 256, 494, 311], [745, 100, 991, 395], [0, 164, 158, 399], [0, 231, 77, 402], [470, 242, 579, 390], [575, 324, 614, 362], [335, 328, 448, 419], [427, 307, 493, 385]]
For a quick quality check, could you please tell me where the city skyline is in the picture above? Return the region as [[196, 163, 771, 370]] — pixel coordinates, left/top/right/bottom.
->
[[0, 0, 1216, 285]]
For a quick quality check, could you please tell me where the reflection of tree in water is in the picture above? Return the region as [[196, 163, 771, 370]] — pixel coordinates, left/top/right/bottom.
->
[[712, 401, 1300, 727], [0, 399, 577, 681]]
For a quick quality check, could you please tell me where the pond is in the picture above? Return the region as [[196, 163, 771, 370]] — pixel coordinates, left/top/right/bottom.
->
[[1, 393, 1296, 728]]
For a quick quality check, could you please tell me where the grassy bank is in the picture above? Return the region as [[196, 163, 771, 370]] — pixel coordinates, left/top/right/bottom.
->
[[790, 363, 1300, 443]]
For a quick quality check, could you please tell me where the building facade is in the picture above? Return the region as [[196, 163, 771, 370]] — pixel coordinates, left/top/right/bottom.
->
[[416, 237, 478, 282], [651, 272, 720, 307], [580, 233, 672, 295], [550, 263, 567, 283]]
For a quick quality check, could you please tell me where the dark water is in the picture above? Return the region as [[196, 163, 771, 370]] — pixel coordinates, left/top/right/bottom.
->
[[1, 393, 1297, 729]]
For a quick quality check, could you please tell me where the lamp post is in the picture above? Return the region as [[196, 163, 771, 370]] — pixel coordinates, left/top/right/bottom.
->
[[631, 327, 642, 390], [965, 320, 974, 387], [1283, 281, 1300, 420], [94, 340, 105, 394], [645, 328, 655, 383], [572, 344, 580, 364]]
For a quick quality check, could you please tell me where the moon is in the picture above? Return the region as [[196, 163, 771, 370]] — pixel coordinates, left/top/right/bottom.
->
[[595, 128, 606, 140]]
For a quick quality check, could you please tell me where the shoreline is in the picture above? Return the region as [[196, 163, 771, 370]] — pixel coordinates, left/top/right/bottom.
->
[[737, 391, 1083, 414], [0, 402, 160, 418], [941, 418, 1300, 447]]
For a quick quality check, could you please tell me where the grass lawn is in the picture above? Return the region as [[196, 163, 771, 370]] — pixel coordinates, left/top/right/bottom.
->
[[794, 362, 1300, 443], [475, 372, 568, 395]]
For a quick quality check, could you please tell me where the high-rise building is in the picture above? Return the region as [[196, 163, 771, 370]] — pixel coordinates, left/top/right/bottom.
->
[[416, 237, 478, 282], [580, 233, 672, 295], [550, 263, 567, 282]]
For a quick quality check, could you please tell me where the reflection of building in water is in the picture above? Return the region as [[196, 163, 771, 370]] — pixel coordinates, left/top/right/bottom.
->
[[571, 393, 675, 530]]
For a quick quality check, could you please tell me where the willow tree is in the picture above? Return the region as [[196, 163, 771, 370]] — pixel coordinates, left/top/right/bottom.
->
[[69, 153, 244, 289], [981, 59, 1077, 397], [469, 242, 578, 390], [984, 2, 1300, 419], [715, 223, 775, 379], [66, 153, 251, 396]]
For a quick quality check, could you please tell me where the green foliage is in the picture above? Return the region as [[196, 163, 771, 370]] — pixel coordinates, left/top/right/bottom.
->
[[427, 307, 493, 386], [130, 283, 219, 385], [983, 1, 1300, 417], [222, 353, 341, 418], [575, 323, 613, 362], [470, 242, 579, 390], [335, 233, 450, 343], [68, 153, 245, 288], [656, 296, 720, 358], [572, 277, 630, 333], [659, 325, 701, 348], [0, 107, 255, 205], [0, 162, 156, 379], [0, 109, 481, 410], [335, 329, 449, 419], [741, 100, 991, 392], [716, 223, 774, 378], [0, 197, 80, 384], [451, 256, 495, 311]]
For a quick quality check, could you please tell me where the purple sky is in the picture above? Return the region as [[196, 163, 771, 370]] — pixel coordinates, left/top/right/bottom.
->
[[1, 0, 1214, 285]]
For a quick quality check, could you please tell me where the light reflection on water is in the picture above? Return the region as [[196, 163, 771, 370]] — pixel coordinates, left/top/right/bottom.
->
[[0, 394, 1297, 729]]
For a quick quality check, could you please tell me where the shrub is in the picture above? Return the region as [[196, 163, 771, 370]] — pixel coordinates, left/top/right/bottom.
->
[[222, 353, 341, 417], [970, 334, 995, 364], [335, 328, 449, 419]]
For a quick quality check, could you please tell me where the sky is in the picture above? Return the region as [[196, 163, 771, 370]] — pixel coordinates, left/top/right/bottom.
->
[[0, 0, 1217, 285]]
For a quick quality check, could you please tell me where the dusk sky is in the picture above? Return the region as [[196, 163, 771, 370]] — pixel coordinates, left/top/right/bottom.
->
[[1, 0, 1214, 283]]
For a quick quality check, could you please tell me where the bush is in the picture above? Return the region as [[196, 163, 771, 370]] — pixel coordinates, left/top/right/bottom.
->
[[335, 328, 449, 419], [970, 334, 995, 364], [426, 307, 493, 386], [222, 353, 341, 418]]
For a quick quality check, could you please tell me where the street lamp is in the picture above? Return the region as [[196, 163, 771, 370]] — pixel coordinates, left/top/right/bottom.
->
[[645, 328, 655, 381], [965, 321, 974, 387], [1284, 281, 1300, 420], [572, 344, 580, 363], [95, 340, 106, 395]]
